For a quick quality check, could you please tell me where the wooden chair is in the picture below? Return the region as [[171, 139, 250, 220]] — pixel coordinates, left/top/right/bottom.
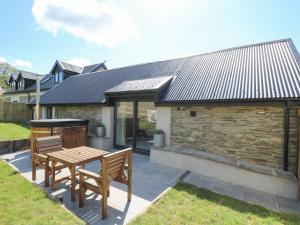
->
[[79, 148, 132, 219], [31, 135, 67, 187]]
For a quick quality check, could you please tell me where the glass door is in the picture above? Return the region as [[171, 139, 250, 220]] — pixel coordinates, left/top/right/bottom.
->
[[115, 102, 134, 147], [136, 102, 156, 151], [115, 101, 157, 153]]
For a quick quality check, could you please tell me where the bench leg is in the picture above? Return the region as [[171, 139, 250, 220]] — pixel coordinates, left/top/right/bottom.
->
[[51, 160, 56, 190], [44, 158, 49, 187], [79, 173, 85, 208], [71, 165, 76, 202], [101, 182, 108, 219], [32, 158, 36, 181]]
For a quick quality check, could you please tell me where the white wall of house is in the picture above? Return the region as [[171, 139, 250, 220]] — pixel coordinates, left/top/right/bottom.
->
[[10, 95, 20, 102], [151, 149, 298, 200], [101, 107, 114, 139], [89, 106, 114, 150], [155, 106, 171, 146]]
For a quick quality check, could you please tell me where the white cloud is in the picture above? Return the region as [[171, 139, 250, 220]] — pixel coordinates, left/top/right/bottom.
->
[[32, 0, 140, 47], [66, 57, 91, 67], [0, 56, 7, 63], [13, 59, 33, 69]]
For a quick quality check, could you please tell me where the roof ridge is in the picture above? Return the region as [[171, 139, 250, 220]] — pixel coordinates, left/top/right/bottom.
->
[[76, 38, 292, 75]]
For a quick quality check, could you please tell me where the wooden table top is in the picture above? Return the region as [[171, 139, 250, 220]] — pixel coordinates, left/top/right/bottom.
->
[[47, 146, 109, 166]]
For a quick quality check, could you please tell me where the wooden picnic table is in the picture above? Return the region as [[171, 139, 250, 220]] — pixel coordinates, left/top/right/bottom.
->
[[46, 146, 109, 202]]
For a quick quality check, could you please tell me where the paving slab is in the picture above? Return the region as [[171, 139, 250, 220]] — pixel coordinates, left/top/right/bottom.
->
[[183, 173, 244, 200], [277, 196, 300, 215], [242, 186, 279, 211], [1, 150, 185, 225], [183, 172, 300, 215]]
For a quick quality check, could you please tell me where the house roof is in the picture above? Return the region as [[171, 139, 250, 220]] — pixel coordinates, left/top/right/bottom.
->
[[31, 38, 300, 105], [106, 76, 174, 95], [50, 60, 107, 74], [8, 73, 17, 82], [17, 70, 41, 80], [82, 63, 107, 73], [26, 74, 54, 92]]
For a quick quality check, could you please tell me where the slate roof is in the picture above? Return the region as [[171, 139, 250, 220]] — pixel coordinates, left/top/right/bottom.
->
[[82, 63, 107, 73], [26, 74, 54, 91], [59, 61, 83, 73], [106, 76, 174, 94], [31, 39, 300, 105], [18, 71, 41, 80]]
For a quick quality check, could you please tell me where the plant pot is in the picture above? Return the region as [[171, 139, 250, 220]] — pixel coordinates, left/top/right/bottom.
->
[[154, 133, 165, 148], [96, 127, 105, 138]]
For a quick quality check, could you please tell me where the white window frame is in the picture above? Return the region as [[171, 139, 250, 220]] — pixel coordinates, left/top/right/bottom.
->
[[59, 71, 64, 83]]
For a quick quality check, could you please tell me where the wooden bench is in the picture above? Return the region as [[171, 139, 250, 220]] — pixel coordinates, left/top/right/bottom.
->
[[31, 135, 67, 187], [79, 148, 132, 219]]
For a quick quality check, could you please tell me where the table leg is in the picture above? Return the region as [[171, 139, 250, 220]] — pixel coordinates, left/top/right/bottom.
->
[[71, 165, 76, 202]]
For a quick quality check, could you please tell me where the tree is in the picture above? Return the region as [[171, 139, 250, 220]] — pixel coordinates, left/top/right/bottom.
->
[[0, 63, 18, 90]]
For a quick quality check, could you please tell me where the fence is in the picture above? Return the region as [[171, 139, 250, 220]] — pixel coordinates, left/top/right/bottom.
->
[[0, 98, 32, 122]]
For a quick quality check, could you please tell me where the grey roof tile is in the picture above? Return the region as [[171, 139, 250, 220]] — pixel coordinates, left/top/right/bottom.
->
[[32, 39, 300, 105], [82, 63, 107, 73], [106, 76, 174, 94]]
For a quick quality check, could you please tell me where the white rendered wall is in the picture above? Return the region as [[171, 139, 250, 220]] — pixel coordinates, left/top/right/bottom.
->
[[101, 107, 114, 148], [156, 107, 171, 146], [150, 149, 298, 200]]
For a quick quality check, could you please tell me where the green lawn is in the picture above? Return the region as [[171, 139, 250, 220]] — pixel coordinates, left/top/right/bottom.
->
[[130, 183, 300, 225], [0, 122, 31, 141], [0, 161, 84, 225]]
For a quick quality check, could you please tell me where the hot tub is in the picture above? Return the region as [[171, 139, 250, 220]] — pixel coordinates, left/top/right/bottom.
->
[[30, 119, 89, 149]]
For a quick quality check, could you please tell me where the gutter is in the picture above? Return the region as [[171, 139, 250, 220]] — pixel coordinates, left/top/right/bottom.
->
[[283, 101, 290, 171]]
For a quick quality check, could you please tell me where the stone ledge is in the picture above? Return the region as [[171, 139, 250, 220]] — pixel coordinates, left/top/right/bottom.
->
[[0, 139, 30, 154], [152, 146, 297, 181]]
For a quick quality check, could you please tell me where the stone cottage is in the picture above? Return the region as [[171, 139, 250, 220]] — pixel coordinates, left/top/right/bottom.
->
[[29, 39, 300, 200]]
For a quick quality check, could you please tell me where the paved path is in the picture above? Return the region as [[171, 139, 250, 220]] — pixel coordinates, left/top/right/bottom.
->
[[183, 173, 300, 216], [1, 150, 185, 225]]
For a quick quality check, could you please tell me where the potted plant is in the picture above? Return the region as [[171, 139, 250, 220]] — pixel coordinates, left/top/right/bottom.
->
[[154, 129, 165, 148], [96, 123, 105, 138]]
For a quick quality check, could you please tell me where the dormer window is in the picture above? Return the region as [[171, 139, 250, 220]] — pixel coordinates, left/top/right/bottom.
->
[[54, 71, 59, 83], [18, 78, 24, 90], [59, 71, 64, 83], [54, 70, 64, 84], [11, 81, 16, 90]]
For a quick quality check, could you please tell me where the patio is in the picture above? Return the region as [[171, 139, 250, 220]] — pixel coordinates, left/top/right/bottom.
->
[[0, 149, 185, 225]]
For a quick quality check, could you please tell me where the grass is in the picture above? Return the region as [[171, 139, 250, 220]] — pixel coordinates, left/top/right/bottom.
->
[[0, 122, 30, 141], [130, 182, 300, 225], [0, 160, 84, 225]]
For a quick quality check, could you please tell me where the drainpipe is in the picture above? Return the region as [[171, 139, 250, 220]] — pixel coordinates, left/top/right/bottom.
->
[[283, 101, 290, 171]]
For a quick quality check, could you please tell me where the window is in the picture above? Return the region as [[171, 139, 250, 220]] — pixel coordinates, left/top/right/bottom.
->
[[54, 72, 59, 83], [46, 107, 52, 119], [18, 78, 24, 89], [59, 71, 64, 83], [54, 70, 64, 84], [11, 81, 16, 90]]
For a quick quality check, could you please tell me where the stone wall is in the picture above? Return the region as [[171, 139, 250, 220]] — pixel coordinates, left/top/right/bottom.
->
[[170, 105, 298, 173], [55, 105, 102, 124]]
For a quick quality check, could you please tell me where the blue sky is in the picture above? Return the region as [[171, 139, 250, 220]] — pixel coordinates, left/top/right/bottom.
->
[[0, 0, 299, 74]]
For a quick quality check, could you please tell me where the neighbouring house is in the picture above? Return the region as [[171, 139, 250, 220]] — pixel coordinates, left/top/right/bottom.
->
[[29, 38, 300, 200], [3, 60, 107, 104], [4, 71, 42, 103]]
